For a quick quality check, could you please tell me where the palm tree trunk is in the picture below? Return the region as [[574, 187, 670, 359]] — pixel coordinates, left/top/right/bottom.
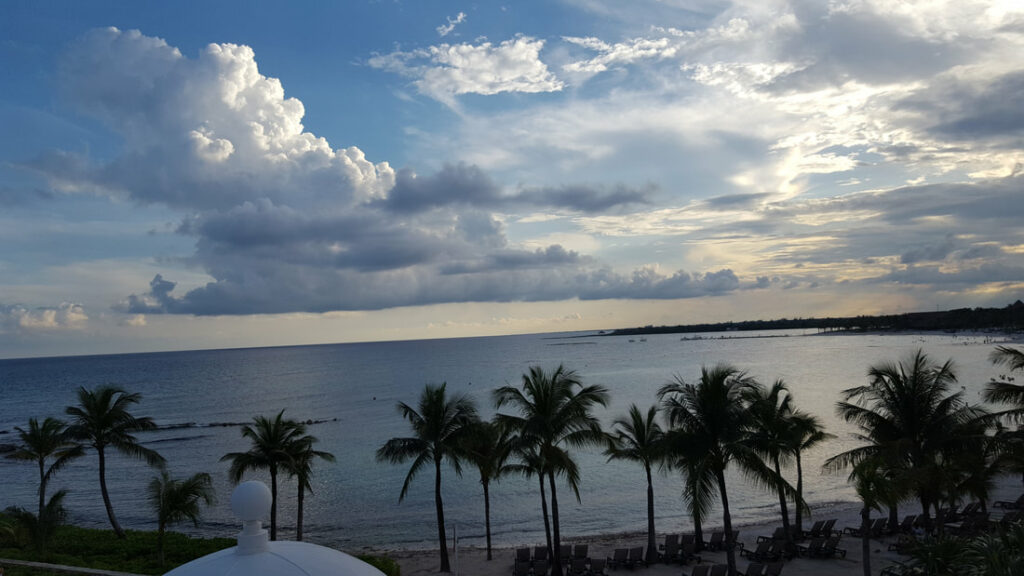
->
[[483, 480, 493, 560], [715, 469, 736, 576], [887, 504, 899, 534], [548, 471, 563, 576], [270, 465, 278, 541], [773, 457, 793, 549], [38, 459, 46, 521], [436, 457, 451, 572], [645, 464, 656, 564], [693, 515, 704, 552], [539, 474, 552, 558], [860, 506, 871, 576], [297, 485, 305, 541], [97, 447, 125, 539], [158, 524, 166, 568], [794, 452, 804, 534]]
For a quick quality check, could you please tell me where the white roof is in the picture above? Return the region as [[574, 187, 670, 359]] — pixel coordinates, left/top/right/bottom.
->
[[164, 481, 386, 576]]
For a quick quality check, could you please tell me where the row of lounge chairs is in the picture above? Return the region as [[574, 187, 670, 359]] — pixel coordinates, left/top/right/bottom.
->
[[514, 558, 607, 576], [686, 562, 782, 576]]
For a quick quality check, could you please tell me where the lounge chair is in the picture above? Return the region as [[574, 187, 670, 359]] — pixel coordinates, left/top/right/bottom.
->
[[757, 527, 786, 543], [819, 536, 847, 559], [570, 557, 588, 576], [560, 545, 573, 564], [740, 540, 779, 562], [534, 559, 551, 576], [796, 538, 823, 557], [801, 520, 825, 539], [574, 545, 589, 560], [741, 563, 765, 576], [822, 518, 838, 537], [660, 534, 679, 551], [680, 540, 701, 565], [589, 558, 607, 576], [994, 494, 1024, 510], [534, 546, 550, 564], [897, 515, 916, 534], [607, 549, 628, 570], [709, 565, 728, 576], [659, 538, 681, 564], [727, 530, 744, 551], [625, 546, 645, 569], [704, 531, 724, 551], [687, 566, 709, 576], [514, 559, 532, 576]]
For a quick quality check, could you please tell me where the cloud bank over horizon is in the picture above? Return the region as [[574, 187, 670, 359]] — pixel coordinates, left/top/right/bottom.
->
[[3, 1, 1023, 356]]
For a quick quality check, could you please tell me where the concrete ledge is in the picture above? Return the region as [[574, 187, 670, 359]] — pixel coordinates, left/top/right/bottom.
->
[[0, 558, 147, 576]]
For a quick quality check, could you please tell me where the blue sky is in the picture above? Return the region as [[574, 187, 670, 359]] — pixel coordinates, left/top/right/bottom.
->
[[2, 0, 1023, 358]]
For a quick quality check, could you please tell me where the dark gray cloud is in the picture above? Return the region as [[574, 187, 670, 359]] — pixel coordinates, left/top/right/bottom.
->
[[900, 71, 1024, 141], [702, 192, 770, 210]]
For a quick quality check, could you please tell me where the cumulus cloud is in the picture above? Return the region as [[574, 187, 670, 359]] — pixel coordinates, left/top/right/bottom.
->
[[27, 28, 744, 317], [0, 302, 88, 332], [368, 36, 563, 104]]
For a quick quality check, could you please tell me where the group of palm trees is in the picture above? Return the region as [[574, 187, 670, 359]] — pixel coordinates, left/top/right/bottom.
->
[[379, 346, 1024, 575], [5, 387, 333, 565]]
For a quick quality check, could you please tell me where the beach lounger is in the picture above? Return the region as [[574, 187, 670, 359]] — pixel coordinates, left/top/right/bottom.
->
[[659, 538, 681, 563], [822, 518, 838, 537], [741, 562, 765, 576], [533, 559, 551, 576], [757, 527, 786, 543], [574, 544, 589, 560], [704, 531, 724, 551], [517, 548, 532, 563], [801, 520, 825, 539], [660, 534, 678, 551], [514, 559, 532, 576], [534, 546, 550, 564], [796, 538, 823, 557], [740, 540, 779, 562], [819, 536, 847, 559], [607, 548, 628, 569], [686, 566, 709, 576], [994, 493, 1024, 509], [626, 546, 645, 569], [589, 558, 607, 576], [897, 515, 916, 534], [709, 564, 727, 576], [570, 557, 588, 576], [727, 530, 743, 551], [560, 545, 573, 564]]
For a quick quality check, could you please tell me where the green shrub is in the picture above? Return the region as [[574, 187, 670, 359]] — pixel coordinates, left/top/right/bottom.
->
[[357, 553, 401, 576]]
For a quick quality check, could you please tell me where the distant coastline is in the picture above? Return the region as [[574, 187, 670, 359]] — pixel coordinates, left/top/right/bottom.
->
[[602, 300, 1024, 338]]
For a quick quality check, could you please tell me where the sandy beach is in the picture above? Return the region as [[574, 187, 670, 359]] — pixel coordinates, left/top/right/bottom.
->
[[376, 480, 1024, 576]]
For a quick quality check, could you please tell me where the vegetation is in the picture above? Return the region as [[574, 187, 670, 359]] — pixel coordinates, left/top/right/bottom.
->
[[462, 418, 513, 560], [495, 365, 610, 576], [65, 386, 165, 539], [284, 431, 335, 542], [147, 470, 216, 567], [221, 410, 307, 541], [605, 404, 664, 564], [377, 382, 479, 573], [5, 417, 84, 521]]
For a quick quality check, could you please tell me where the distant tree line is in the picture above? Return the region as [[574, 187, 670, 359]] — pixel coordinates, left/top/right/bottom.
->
[[608, 300, 1024, 337]]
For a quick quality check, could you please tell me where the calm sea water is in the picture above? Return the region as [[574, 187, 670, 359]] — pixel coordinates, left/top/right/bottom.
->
[[0, 330, 1014, 550]]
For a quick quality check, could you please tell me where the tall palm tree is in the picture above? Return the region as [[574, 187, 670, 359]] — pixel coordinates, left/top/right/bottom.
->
[[65, 385, 164, 539], [606, 404, 665, 564], [147, 470, 215, 567], [285, 433, 335, 541], [221, 410, 306, 541], [825, 350, 986, 531], [6, 417, 84, 519], [462, 418, 513, 560], [986, 345, 1024, 484], [377, 383, 478, 573], [4, 489, 68, 553], [848, 460, 886, 576], [742, 380, 800, 546], [494, 365, 609, 576], [658, 364, 781, 576], [791, 413, 833, 534], [508, 443, 555, 557]]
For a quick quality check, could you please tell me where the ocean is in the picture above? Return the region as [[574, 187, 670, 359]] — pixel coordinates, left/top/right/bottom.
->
[[0, 329, 1013, 550]]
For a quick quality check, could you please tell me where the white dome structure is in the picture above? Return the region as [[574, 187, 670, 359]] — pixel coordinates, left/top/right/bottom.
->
[[164, 481, 387, 576]]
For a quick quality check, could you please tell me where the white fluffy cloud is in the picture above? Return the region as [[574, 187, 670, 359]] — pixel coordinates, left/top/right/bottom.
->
[[368, 36, 563, 104], [0, 302, 88, 332]]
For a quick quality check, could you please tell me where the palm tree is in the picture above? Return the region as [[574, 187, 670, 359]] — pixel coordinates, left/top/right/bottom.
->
[[825, 350, 986, 531], [508, 443, 555, 557], [462, 418, 513, 560], [221, 410, 306, 541], [848, 460, 886, 576], [6, 417, 84, 519], [285, 434, 335, 541], [791, 413, 833, 534], [987, 345, 1024, 484], [4, 490, 68, 552], [494, 365, 609, 576], [658, 364, 781, 576], [148, 470, 215, 567], [377, 383, 478, 573], [606, 404, 664, 564], [742, 380, 800, 546], [65, 385, 164, 539]]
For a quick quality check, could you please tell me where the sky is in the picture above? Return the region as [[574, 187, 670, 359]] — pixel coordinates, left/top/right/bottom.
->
[[1, 0, 1023, 358]]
